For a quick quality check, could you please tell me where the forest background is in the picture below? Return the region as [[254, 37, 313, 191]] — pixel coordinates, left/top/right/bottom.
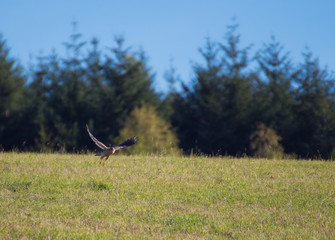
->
[[1, 23, 335, 159]]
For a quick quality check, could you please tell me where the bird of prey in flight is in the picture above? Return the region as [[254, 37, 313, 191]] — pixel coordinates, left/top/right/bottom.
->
[[86, 124, 138, 165]]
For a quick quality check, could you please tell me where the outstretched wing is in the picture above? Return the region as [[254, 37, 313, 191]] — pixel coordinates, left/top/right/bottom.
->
[[114, 136, 138, 151], [86, 124, 109, 150]]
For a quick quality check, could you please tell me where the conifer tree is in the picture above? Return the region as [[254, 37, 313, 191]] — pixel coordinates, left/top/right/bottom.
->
[[255, 36, 295, 153], [27, 27, 88, 151], [172, 24, 254, 155], [0, 35, 26, 150], [292, 50, 335, 158], [217, 24, 254, 154], [101, 37, 160, 143]]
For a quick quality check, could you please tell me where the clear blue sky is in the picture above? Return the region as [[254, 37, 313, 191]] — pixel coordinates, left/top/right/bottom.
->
[[1, 0, 335, 92]]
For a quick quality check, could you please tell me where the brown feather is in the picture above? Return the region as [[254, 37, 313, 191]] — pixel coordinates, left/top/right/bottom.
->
[[86, 125, 109, 150], [114, 136, 138, 151]]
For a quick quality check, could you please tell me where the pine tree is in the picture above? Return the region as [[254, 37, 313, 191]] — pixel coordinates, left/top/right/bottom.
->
[[254, 36, 295, 153], [0, 35, 26, 150], [158, 60, 180, 121], [217, 24, 254, 154], [101, 37, 160, 144], [27, 27, 87, 151], [172, 24, 254, 155], [172, 38, 221, 154], [292, 50, 335, 158]]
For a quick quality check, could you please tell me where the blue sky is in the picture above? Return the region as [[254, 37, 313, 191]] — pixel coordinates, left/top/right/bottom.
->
[[1, 0, 335, 92]]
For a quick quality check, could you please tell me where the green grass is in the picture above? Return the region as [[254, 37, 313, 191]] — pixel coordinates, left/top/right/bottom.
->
[[0, 153, 334, 239]]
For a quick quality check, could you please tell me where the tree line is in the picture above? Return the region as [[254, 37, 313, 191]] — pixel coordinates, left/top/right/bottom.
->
[[1, 24, 335, 159]]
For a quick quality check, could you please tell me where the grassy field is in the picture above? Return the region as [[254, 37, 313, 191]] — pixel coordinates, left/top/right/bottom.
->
[[0, 153, 334, 239]]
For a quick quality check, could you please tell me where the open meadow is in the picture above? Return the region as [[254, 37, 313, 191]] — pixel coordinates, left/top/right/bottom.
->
[[0, 153, 334, 239]]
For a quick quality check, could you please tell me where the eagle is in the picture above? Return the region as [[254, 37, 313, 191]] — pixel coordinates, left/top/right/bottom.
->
[[86, 124, 138, 165]]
